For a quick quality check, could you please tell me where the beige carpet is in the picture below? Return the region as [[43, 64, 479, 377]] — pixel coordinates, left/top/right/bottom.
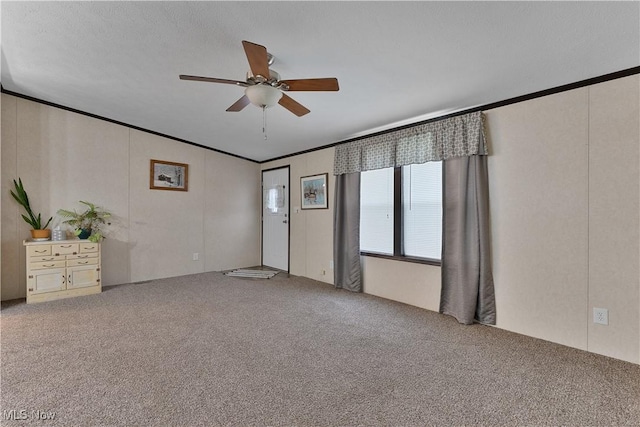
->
[[1, 271, 639, 426]]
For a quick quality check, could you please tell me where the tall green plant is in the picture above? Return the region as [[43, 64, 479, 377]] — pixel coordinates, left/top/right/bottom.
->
[[10, 178, 52, 230]]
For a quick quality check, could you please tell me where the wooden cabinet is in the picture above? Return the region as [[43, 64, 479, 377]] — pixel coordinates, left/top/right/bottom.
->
[[24, 240, 101, 303]]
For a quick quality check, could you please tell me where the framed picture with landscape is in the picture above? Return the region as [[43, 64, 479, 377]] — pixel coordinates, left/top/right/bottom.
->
[[150, 159, 189, 191], [300, 173, 328, 210]]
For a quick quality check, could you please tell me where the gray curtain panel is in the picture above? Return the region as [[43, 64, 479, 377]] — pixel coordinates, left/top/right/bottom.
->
[[333, 172, 362, 292], [440, 155, 496, 325]]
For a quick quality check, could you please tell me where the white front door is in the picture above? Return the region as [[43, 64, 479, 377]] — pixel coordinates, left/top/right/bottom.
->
[[262, 167, 290, 271]]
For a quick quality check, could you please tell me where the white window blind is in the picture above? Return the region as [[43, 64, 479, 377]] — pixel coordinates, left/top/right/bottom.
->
[[402, 162, 442, 259], [360, 167, 394, 254]]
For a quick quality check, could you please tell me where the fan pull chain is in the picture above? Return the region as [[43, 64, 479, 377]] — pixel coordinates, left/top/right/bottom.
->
[[262, 106, 268, 140]]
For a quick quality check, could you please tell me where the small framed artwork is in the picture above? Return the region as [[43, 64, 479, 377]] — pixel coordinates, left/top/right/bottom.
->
[[301, 173, 328, 210], [150, 159, 189, 191]]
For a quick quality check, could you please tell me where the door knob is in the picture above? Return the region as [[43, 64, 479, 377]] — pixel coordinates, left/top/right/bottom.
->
[[283, 220, 288, 224]]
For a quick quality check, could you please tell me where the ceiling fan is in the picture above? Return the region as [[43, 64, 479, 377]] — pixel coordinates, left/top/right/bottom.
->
[[180, 40, 339, 117]]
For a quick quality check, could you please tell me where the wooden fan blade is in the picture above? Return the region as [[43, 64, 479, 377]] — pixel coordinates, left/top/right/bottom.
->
[[226, 95, 250, 112], [242, 40, 270, 78], [280, 78, 339, 91], [179, 75, 248, 86], [278, 94, 310, 117]]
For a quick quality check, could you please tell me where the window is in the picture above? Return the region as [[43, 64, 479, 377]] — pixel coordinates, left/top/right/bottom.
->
[[360, 162, 442, 263], [402, 162, 442, 259], [264, 185, 285, 213], [360, 167, 394, 254]]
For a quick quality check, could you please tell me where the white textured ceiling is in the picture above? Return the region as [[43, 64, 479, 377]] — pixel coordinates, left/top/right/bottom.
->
[[2, 1, 639, 162]]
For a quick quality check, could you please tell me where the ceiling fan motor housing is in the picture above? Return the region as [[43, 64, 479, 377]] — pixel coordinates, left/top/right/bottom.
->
[[247, 69, 282, 85]]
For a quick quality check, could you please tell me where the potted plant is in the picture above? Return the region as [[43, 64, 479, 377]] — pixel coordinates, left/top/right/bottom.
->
[[57, 201, 111, 243], [10, 178, 53, 240]]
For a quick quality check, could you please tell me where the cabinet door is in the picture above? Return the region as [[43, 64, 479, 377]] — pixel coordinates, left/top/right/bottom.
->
[[67, 265, 100, 289], [28, 268, 66, 294]]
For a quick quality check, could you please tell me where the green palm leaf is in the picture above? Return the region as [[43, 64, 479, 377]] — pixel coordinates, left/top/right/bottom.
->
[[10, 178, 51, 229]]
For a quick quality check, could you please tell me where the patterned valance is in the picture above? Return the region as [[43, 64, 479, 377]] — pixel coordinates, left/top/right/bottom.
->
[[334, 111, 487, 175]]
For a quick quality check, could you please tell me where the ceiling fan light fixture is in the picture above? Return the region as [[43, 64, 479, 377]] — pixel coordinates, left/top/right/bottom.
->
[[245, 84, 282, 108]]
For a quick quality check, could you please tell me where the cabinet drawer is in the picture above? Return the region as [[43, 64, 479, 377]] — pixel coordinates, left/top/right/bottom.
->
[[29, 255, 62, 263], [67, 253, 98, 260], [79, 243, 99, 253], [27, 245, 52, 257], [52, 243, 79, 255], [29, 260, 66, 270], [67, 258, 99, 267]]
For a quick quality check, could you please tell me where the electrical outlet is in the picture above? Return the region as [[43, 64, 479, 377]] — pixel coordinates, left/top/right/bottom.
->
[[192, 253, 199, 261], [321, 269, 326, 276], [593, 307, 608, 325]]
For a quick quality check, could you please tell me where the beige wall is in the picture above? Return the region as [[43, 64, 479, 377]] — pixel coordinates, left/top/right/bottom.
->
[[1, 94, 18, 301], [0, 94, 261, 299], [587, 76, 639, 362], [266, 75, 640, 364], [0, 93, 5, 301], [261, 148, 335, 284], [362, 257, 441, 312], [487, 88, 591, 351], [486, 75, 640, 364]]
